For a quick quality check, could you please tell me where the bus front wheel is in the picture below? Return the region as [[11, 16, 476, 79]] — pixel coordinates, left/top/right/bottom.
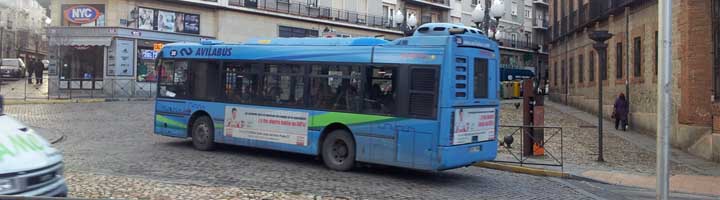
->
[[321, 129, 356, 171], [191, 116, 216, 151]]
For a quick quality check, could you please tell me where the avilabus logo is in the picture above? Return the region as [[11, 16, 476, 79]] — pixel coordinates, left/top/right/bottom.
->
[[179, 48, 194, 56]]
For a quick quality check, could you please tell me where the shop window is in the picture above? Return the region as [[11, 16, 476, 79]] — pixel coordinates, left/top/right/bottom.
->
[[60, 46, 103, 81]]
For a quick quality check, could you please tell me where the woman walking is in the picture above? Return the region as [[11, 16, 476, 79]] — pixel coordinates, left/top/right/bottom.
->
[[613, 93, 629, 131]]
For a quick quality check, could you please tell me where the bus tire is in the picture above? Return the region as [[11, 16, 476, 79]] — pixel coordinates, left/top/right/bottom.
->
[[321, 129, 355, 171], [191, 116, 215, 151]]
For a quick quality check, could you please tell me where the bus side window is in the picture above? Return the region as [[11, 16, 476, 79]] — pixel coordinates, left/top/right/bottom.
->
[[364, 66, 397, 115], [159, 60, 190, 98]]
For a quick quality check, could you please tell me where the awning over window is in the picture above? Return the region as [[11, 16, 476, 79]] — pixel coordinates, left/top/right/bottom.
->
[[49, 37, 112, 47], [501, 68, 535, 81]]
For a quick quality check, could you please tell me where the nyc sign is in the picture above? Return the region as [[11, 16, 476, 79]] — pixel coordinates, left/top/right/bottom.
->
[[64, 5, 100, 24]]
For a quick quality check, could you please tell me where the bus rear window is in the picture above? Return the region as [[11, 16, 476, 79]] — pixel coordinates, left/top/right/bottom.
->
[[474, 58, 488, 99]]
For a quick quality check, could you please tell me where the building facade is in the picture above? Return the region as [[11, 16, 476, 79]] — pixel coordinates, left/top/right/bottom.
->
[[457, 0, 549, 80], [47, 0, 453, 98], [0, 0, 49, 62], [548, 0, 720, 162]]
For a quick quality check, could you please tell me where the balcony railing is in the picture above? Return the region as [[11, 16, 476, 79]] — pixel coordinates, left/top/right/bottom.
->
[[498, 38, 539, 50], [412, 0, 450, 6], [228, 0, 400, 31], [533, 19, 549, 29]]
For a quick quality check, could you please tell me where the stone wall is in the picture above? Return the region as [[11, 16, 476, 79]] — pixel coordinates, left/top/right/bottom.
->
[[547, 1, 719, 162]]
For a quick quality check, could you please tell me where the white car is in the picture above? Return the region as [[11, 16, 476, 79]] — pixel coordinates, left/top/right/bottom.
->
[[0, 97, 68, 197]]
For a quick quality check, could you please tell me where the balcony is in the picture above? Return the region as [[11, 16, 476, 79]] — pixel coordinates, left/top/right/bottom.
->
[[228, 0, 400, 31], [533, 19, 548, 30], [533, 0, 549, 6], [497, 38, 539, 51], [405, 0, 451, 9]]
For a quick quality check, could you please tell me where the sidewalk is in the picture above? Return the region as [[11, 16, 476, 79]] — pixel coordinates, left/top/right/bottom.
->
[[543, 100, 720, 196]]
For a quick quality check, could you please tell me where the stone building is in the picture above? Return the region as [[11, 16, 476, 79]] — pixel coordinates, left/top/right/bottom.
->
[[0, 0, 49, 61], [46, 0, 452, 98], [547, 0, 719, 162]]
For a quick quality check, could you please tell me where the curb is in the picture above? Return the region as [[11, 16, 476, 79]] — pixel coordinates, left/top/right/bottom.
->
[[474, 162, 570, 178], [474, 162, 617, 185], [5, 98, 106, 105]]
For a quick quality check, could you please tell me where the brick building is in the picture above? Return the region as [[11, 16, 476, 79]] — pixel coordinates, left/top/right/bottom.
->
[[547, 0, 719, 162]]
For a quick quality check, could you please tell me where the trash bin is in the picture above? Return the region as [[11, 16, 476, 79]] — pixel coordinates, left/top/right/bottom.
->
[[512, 81, 521, 98]]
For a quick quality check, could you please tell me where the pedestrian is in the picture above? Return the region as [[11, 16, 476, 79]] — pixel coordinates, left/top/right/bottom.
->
[[34, 59, 43, 84], [613, 93, 629, 131], [26, 59, 35, 84]]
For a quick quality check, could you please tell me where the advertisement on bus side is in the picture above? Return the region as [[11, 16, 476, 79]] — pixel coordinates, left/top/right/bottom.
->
[[224, 107, 309, 146], [453, 108, 496, 145]]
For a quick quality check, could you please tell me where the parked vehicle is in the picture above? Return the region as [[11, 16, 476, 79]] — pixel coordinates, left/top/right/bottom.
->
[[0, 96, 68, 197], [0, 59, 26, 79]]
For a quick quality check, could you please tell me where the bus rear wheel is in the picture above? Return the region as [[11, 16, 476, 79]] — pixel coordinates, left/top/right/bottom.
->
[[191, 116, 215, 151], [321, 129, 355, 171]]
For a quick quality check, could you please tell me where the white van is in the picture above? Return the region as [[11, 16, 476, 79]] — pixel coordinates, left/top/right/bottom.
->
[[0, 96, 68, 197]]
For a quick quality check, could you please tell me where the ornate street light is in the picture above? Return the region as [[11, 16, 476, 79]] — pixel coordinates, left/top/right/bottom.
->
[[393, 10, 404, 29], [471, 4, 485, 29], [490, 0, 506, 40], [407, 13, 418, 29]]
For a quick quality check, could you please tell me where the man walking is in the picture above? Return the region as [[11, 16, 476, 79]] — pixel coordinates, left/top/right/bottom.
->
[[26, 59, 36, 84], [34, 59, 43, 84]]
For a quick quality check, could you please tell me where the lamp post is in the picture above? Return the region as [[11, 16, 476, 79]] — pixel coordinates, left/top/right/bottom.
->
[[490, 0, 505, 40], [589, 30, 613, 162], [471, 4, 485, 29], [393, 10, 405, 35]]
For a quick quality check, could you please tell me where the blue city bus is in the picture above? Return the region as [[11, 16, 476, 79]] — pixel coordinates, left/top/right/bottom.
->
[[154, 23, 500, 171]]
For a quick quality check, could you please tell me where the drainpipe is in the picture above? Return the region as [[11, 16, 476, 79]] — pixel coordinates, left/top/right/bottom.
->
[[625, 6, 630, 128]]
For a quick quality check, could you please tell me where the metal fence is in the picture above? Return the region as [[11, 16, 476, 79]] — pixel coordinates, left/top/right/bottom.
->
[[229, 0, 397, 30], [493, 125, 564, 170], [0, 74, 156, 100]]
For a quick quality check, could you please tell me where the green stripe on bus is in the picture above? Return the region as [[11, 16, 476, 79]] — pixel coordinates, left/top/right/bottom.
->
[[310, 112, 399, 128], [156, 115, 187, 129]]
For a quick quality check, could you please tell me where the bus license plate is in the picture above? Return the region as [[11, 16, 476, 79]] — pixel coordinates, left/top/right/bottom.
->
[[469, 146, 481, 152]]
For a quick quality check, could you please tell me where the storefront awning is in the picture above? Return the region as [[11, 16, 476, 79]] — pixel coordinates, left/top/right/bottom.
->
[[501, 68, 535, 81], [49, 37, 112, 47]]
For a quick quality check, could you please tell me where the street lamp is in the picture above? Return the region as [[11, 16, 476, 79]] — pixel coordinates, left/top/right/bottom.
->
[[589, 30, 613, 162], [393, 10, 404, 31], [407, 13, 418, 29], [490, 0, 505, 40], [471, 4, 485, 29]]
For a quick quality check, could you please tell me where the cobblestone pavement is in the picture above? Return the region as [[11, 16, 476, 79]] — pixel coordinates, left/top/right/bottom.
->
[[5, 101, 694, 200], [497, 101, 698, 176]]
